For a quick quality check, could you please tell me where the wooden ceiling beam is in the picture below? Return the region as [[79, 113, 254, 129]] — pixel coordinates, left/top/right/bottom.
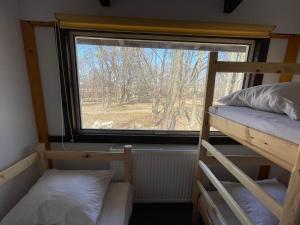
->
[[99, 0, 110, 7], [224, 0, 243, 13]]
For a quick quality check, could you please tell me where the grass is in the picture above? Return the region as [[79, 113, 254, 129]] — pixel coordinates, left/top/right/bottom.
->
[[81, 102, 202, 130]]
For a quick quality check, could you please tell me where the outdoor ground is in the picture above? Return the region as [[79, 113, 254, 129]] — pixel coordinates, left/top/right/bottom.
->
[[81, 102, 203, 131]]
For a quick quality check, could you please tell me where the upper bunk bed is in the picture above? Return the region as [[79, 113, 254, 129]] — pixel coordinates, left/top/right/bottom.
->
[[201, 52, 300, 172], [193, 52, 300, 225]]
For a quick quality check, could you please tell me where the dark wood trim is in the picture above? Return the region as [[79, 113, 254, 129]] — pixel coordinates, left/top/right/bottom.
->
[[257, 165, 271, 180], [99, 0, 110, 7], [21, 21, 49, 148], [270, 33, 300, 40], [279, 36, 300, 82], [247, 38, 270, 87], [224, 0, 243, 13], [29, 21, 56, 27], [48, 134, 239, 145]]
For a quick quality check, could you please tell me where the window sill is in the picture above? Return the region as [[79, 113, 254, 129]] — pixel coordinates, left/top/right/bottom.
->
[[48, 133, 238, 145]]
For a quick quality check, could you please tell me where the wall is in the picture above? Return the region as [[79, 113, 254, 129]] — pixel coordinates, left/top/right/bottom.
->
[[20, 0, 300, 33], [0, 0, 39, 219], [10, 0, 299, 204], [20, 0, 300, 136]]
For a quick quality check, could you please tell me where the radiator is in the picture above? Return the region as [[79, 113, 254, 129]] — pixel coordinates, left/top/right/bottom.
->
[[110, 148, 198, 202]]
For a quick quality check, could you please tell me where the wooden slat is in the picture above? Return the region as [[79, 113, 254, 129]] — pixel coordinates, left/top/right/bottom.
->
[[280, 145, 300, 225], [21, 21, 49, 148], [199, 52, 218, 161], [56, 14, 275, 38], [206, 155, 271, 166], [199, 160, 254, 225], [202, 140, 283, 219], [0, 153, 38, 186], [215, 61, 300, 74], [197, 197, 214, 225], [209, 114, 297, 171], [279, 37, 300, 82], [197, 181, 227, 225], [44, 150, 125, 161]]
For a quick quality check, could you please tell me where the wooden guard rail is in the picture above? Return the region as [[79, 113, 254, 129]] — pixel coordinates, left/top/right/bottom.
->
[[0, 143, 133, 185], [201, 140, 283, 219]]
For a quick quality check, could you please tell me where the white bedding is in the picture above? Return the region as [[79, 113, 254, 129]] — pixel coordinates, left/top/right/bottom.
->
[[209, 105, 300, 144], [0, 170, 120, 225], [207, 179, 286, 225], [97, 182, 133, 225]]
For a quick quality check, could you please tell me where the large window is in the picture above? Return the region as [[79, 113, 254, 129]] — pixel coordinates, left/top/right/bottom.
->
[[59, 31, 262, 143], [72, 34, 251, 132]]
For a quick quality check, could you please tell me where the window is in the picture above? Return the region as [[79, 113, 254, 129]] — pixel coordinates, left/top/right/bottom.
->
[[60, 31, 264, 144]]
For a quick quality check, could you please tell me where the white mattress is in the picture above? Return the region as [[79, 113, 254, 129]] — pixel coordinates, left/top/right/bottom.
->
[[206, 179, 286, 225], [209, 105, 300, 144], [97, 182, 133, 225]]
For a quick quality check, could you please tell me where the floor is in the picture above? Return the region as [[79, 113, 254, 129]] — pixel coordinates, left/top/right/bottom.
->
[[129, 203, 204, 225]]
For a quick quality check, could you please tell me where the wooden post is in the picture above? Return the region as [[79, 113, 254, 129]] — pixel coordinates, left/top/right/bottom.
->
[[280, 145, 300, 225], [36, 143, 49, 173], [21, 21, 49, 149], [124, 145, 133, 184], [192, 52, 218, 224]]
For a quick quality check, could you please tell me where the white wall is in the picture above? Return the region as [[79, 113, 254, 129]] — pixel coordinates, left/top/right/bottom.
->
[[0, 0, 39, 219], [20, 0, 300, 34]]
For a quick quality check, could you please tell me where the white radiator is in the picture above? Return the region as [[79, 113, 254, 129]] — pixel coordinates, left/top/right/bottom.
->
[[110, 148, 198, 202]]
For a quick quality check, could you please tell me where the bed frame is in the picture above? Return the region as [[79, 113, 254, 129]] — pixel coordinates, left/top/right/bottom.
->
[[0, 144, 133, 186], [193, 52, 300, 225]]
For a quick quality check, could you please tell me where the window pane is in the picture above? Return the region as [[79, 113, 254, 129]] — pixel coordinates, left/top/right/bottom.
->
[[75, 37, 249, 131]]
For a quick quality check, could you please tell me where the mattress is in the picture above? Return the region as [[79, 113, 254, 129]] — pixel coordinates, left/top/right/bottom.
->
[[206, 179, 286, 225], [209, 105, 300, 144], [97, 182, 133, 225]]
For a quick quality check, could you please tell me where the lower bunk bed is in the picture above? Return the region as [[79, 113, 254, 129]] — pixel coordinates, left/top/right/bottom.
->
[[0, 144, 133, 225], [199, 178, 286, 225]]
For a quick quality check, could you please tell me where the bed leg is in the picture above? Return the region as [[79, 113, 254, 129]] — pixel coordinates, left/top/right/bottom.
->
[[280, 146, 300, 225], [124, 145, 133, 184], [192, 176, 200, 225]]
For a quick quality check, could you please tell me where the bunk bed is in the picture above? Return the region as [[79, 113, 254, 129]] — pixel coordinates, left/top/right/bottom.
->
[[0, 144, 133, 225], [193, 52, 300, 225]]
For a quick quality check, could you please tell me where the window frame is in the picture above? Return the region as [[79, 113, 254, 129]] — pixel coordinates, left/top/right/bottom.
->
[[55, 28, 269, 144]]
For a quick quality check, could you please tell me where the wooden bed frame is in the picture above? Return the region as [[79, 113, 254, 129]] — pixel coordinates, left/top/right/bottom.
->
[[193, 52, 300, 225], [0, 143, 133, 186]]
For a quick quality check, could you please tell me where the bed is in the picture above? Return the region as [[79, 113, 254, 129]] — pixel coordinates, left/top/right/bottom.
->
[[98, 182, 133, 225], [193, 52, 300, 225], [209, 105, 300, 145], [208, 105, 300, 171], [0, 144, 133, 225], [206, 179, 286, 225]]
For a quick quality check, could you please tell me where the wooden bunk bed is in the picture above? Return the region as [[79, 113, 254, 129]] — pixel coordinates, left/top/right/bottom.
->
[[0, 144, 133, 225], [193, 52, 300, 225]]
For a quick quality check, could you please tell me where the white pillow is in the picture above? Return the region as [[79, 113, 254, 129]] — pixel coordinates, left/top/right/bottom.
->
[[0, 169, 114, 225], [218, 82, 300, 120]]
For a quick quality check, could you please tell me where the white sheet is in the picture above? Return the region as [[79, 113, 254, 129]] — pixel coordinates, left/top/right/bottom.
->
[[209, 105, 300, 144], [207, 179, 286, 225], [97, 182, 133, 225]]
